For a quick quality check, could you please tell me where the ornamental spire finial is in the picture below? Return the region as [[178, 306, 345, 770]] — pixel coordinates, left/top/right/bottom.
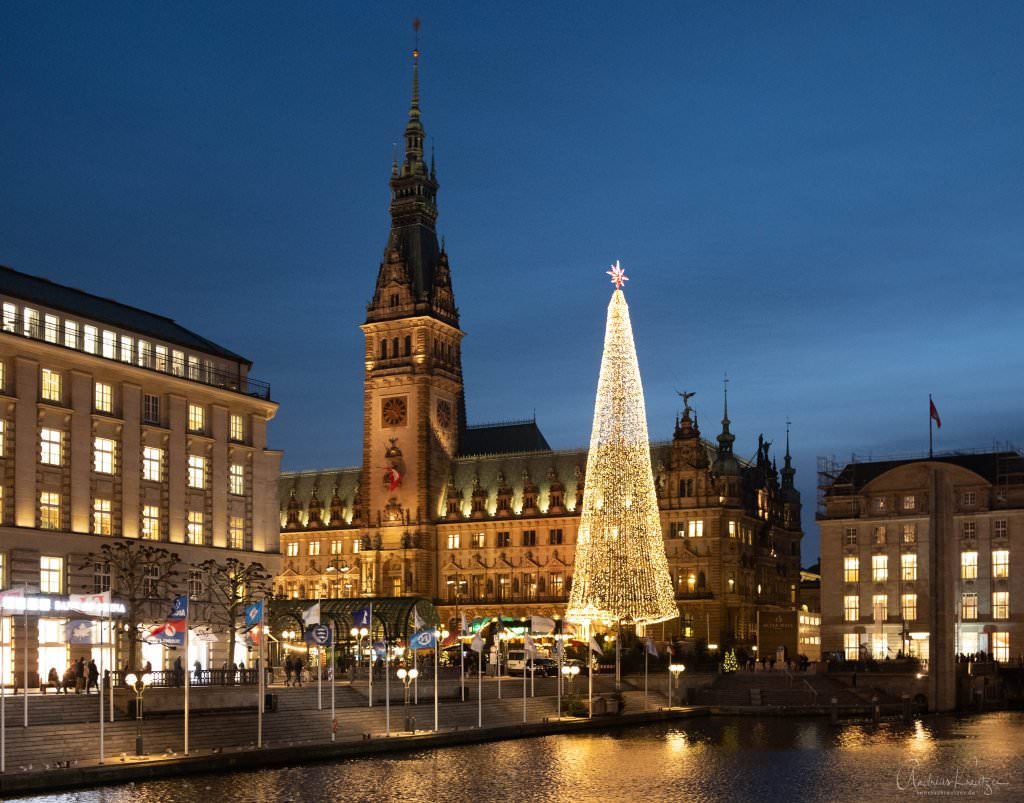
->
[[606, 260, 628, 289]]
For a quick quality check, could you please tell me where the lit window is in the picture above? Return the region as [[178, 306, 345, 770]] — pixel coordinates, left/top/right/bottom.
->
[[992, 591, 1009, 620], [843, 557, 859, 583], [83, 325, 98, 354], [43, 314, 59, 343], [903, 495, 915, 511], [188, 404, 205, 433], [844, 527, 857, 545], [994, 519, 1007, 538], [63, 320, 79, 349], [93, 437, 116, 474], [94, 382, 112, 413], [871, 554, 888, 582], [843, 595, 859, 622], [308, 540, 321, 556], [171, 350, 185, 377], [961, 551, 978, 580], [874, 497, 886, 512], [155, 345, 168, 372], [137, 340, 152, 367], [550, 573, 564, 596], [901, 553, 917, 581], [39, 491, 60, 529], [119, 336, 133, 363], [962, 520, 976, 540], [447, 533, 461, 550], [230, 414, 244, 442], [902, 523, 916, 544], [901, 593, 917, 621], [39, 556, 63, 594], [23, 307, 38, 337], [186, 511, 204, 545], [229, 516, 245, 550], [330, 539, 343, 555], [92, 498, 112, 535], [101, 330, 116, 359], [93, 561, 110, 594], [229, 464, 245, 495], [143, 394, 160, 425], [961, 592, 978, 620], [188, 569, 204, 600], [188, 455, 206, 489], [992, 549, 1009, 578], [1, 303, 16, 331], [872, 593, 887, 621], [142, 505, 160, 540], [728, 521, 737, 538], [992, 632, 1009, 663], [472, 532, 485, 548], [352, 538, 360, 554], [41, 368, 61, 402], [872, 526, 886, 545], [688, 519, 704, 538], [286, 542, 299, 557], [186, 355, 199, 380], [143, 446, 162, 482], [40, 428, 62, 465]]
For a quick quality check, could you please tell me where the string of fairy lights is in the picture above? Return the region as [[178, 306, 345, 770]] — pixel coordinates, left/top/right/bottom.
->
[[566, 265, 678, 628]]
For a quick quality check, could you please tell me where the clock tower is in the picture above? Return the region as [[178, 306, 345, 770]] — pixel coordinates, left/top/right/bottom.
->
[[357, 42, 464, 596]]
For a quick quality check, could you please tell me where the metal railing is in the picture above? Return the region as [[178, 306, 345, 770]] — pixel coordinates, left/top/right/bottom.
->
[[109, 668, 259, 688], [3, 320, 271, 401]]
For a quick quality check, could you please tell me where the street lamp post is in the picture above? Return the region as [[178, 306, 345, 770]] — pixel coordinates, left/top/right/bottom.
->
[[560, 663, 580, 719], [433, 627, 448, 732], [350, 626, 368, 682], [446, 577, 467, 701], [668, 663, 686, 710], [396, 666, 418, 732], [124, 672, 152, 755]]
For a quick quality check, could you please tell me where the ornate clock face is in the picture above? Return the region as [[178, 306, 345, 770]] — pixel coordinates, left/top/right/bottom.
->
[[436, 399, 452, 429], [381, 396, 407, 427]]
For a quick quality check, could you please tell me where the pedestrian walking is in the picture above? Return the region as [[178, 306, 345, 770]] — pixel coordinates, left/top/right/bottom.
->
[[87, 659, 99, 694]]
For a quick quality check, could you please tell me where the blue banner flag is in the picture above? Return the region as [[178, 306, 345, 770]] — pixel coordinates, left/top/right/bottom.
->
[[410, 629, 436, 651], [169, 595, 188, 621], [244, 600, 263, 629], [67, 620, 95, 644], [352, 605, 372, 629]]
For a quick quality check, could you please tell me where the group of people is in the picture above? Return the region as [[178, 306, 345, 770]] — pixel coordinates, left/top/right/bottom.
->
[[45, 657, 99, 694], [283, 654, 305, 686]]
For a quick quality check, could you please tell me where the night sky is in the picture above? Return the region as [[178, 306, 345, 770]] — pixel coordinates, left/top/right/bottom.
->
[[4, 2, 1024, 564]]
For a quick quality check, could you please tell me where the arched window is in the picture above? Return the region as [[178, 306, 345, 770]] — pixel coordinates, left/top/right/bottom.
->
[[404, 335, 411, 356], [392, 337, 399, 358], [380, 339, 387, 359]]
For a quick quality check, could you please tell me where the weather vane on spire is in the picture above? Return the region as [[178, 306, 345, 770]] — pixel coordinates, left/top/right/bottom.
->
[[607, 260, 628, 289]]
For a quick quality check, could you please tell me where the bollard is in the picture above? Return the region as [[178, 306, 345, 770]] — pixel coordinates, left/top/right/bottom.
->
[[901, 694, 911, 723], [830, 696, 838, 724]]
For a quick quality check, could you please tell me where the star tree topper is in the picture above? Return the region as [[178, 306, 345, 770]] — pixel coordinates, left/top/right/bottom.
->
[[607, 260, 628, 289]]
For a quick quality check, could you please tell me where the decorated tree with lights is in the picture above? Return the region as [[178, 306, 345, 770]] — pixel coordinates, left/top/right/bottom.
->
[[723, 648, 739, 673], [566, 263, 678, 628]]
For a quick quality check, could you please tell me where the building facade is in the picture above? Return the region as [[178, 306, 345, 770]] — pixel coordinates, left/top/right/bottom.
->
[[0, 265, 281, 680], [819, 451, 1024, 708], [277, 49, 804, 652]]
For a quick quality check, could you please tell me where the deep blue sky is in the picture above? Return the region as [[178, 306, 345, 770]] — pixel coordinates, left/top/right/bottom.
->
[[4, 2, 1024, 563]]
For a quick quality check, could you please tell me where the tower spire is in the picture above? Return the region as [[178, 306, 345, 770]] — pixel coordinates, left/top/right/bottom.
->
[[781, 418, 797, 492], [404, 18, 424, 168], [713, 373, 740, 477]]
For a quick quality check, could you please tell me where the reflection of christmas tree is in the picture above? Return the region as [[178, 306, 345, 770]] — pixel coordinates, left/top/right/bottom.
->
[[566, 264, 678, 627], [723, 649, 738, 673]]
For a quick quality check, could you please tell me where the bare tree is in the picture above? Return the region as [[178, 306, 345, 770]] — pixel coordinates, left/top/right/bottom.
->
[[80, 540, 182, 671], [194, 558, 272, 665]]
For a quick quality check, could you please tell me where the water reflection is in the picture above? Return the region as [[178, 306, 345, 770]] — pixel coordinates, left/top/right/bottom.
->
[[11, 712, 1022, 803]]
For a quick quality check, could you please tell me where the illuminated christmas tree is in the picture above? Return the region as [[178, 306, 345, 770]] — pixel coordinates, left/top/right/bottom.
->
[[723, 648, 738, 673], [566, 263, 678, 627]]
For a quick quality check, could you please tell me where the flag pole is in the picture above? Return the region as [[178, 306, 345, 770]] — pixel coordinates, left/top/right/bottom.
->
[[644, 637, 649, 711], [331, 630, 337, 741], [459, 616, 465, 702], [477, 645, 482, 728], [257, 603, 264, 749], [22, 598, 28, 728], [367, 603, 373, 708], [384, 639, 390, 737], [2, 613, 7, 775], [99, 610, 105, 763], [556, 635, 562, 720], [433, 628, 439, 732], [522, 635, 527, 724], [929, 393, 934, 459], [184, 616, 190, 755]]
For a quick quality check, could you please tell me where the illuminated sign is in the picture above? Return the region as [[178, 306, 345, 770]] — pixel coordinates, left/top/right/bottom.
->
[[0, 595, 126, 617]]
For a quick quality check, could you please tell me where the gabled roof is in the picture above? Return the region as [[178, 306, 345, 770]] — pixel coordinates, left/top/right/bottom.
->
[[459, 419, 552, 457], [0, 264, 250, 365]]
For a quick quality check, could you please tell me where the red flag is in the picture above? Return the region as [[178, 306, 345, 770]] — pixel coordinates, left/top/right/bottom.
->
[[929, 399, 941, 429]]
